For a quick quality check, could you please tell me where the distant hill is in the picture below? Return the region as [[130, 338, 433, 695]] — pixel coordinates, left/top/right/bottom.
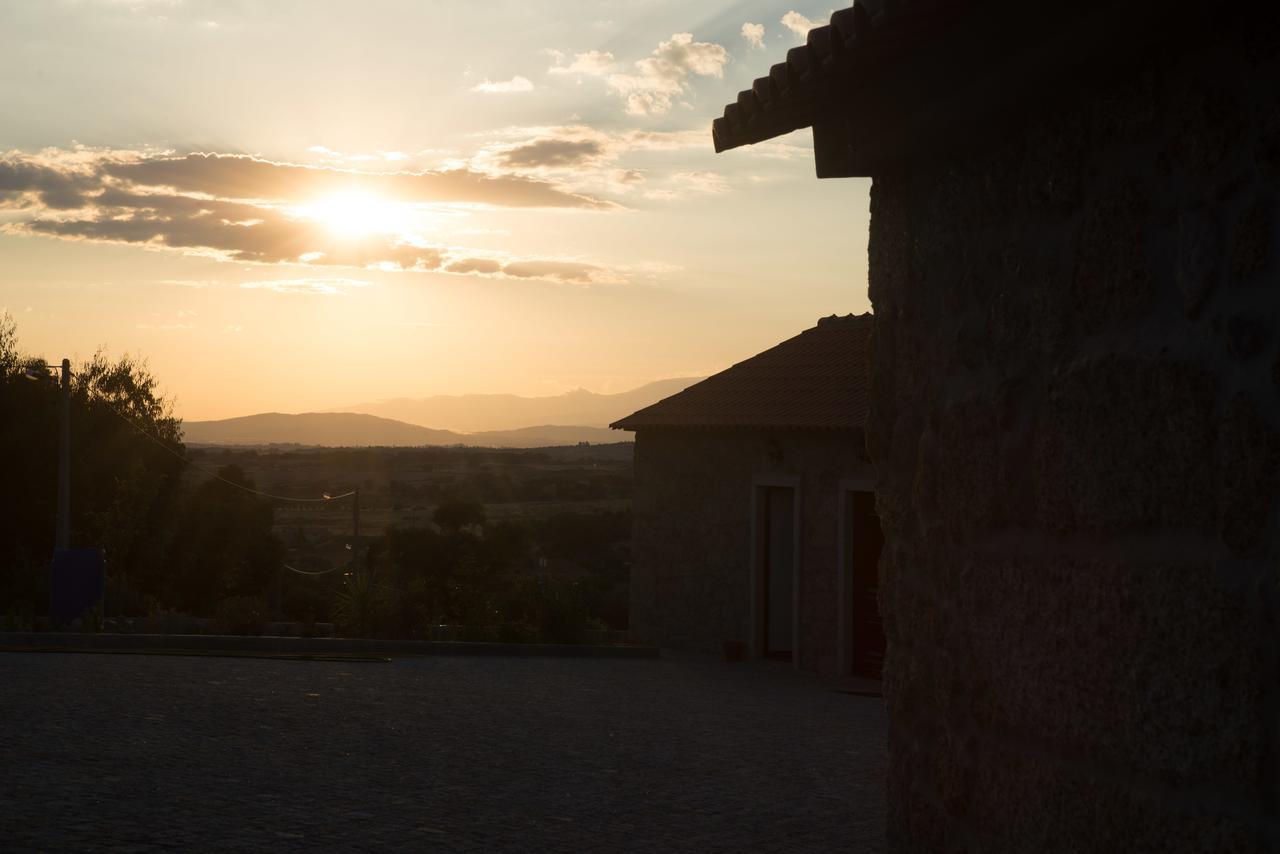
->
[[181, 412, 629, 448], [331, 377, 703, 432]]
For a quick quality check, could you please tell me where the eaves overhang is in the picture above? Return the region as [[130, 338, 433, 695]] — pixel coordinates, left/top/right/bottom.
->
[[713, 0, 1195, 178]]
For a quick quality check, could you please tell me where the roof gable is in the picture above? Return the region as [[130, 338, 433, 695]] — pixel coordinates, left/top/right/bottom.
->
[[611, 314, 872, 432], [712, 0, 1189, 177], [712, 0, 968, 158]]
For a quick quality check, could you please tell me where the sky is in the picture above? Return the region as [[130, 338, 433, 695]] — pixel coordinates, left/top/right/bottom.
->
[[0, 0, 871, 421]]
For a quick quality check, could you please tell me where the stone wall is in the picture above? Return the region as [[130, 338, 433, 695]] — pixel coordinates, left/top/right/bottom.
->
[[868, 15, 1280, 851], [629, 428, 871, 673]]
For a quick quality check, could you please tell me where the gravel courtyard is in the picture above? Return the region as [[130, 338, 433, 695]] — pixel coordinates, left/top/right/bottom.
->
[[0, 651, 885, 852]]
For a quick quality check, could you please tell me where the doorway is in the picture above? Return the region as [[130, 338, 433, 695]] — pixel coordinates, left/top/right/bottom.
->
[[756, 484, 796, 661], [844, 489, 885, 679]]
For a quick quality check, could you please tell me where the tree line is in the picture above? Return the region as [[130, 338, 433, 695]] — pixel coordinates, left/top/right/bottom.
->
[[0, 314, 630, 641], [0, 314, 281, 623]]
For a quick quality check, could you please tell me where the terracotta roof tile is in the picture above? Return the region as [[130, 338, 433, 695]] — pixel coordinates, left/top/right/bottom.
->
[[611, 314, 872, 432], [712, 0, 1193, 167], [712, 0, 969, 154]]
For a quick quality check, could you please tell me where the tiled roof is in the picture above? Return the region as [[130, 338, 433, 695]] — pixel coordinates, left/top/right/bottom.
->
[[712, 0, 968, 154], [712, 1, 1186, 168], [611, 314, 872, 432]]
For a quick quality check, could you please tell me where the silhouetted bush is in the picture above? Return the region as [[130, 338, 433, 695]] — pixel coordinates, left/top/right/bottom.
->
[[105, 574, 147, 618], [432, 499, 487, 533], [332, 567, 395, 638], [496, 575, 591, 644], [498, 621, 539, 644], [214, 596, 266, 635], [540, 582, 590, 644]]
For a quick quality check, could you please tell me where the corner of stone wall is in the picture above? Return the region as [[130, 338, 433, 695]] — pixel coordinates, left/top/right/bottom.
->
[[871, 18, 1280, 850]]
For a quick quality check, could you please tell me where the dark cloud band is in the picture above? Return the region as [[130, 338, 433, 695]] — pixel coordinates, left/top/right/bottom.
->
[[0, 149, 621, 283], [101, 153, 608, 208]]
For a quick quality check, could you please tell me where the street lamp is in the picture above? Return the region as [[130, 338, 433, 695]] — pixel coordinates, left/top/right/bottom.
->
[[25, 358, 71, 549], [27, 359, 107, 626]]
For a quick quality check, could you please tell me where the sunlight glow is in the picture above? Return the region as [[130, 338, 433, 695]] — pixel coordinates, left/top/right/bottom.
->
[[299, 192, 414, 238]]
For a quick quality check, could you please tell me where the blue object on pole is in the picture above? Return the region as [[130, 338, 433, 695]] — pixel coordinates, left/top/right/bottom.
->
[[50, 549, 105, 624]]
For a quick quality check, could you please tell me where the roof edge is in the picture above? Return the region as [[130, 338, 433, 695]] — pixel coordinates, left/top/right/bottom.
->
[[611, 422, 865, 434]]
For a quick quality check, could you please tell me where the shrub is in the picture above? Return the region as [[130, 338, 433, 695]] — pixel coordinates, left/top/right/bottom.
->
[[213, 596, 266, 635], [105, 575, 146, 618], [498, 621, 539, 644], [539, 580, 589, 645], [332, 568, 393, 638]]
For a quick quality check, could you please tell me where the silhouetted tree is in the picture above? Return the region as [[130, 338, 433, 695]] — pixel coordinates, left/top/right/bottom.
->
[[0, 318, 185, 615], [432, 498, 486, 533], [163, 465, 282, 613], [0, 315, 284, 621]]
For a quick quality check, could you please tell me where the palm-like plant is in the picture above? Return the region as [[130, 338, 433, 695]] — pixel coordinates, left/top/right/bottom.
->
[[332, 566, 388, 638]]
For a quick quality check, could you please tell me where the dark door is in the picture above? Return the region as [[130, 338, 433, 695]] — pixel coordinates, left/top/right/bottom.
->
[[848, 490, 885, 679], [761, 486, 794, 661]]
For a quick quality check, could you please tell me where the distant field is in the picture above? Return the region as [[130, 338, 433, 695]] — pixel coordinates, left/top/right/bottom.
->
[[184, 443, 635, 568]]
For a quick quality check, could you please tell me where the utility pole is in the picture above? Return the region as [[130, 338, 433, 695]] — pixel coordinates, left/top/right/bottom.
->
[[352, 487, 361, 567], [56, 358, 70, 550]]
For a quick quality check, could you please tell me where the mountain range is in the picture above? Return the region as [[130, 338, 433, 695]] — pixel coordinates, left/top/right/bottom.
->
[[329, 377, 702, 432], [182, 378, 703, 447]]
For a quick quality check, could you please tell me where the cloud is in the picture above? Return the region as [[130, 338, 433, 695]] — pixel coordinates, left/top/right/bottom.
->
[[444, 258, 503, 275], [470, 126, 707, 198], [781, 11, 829, 38], [482, 126, 708, 158], [442, 256, 618, 284], [101, 152, 603, 208], [19, 186, 447, 268], [240, 278, 371, 295], [548, 50, 614, 76], [500, 260, 617, 284], [0, 148, 625, 282], [469, 126, 787, 201], [607, 33, 728, 116], [471, 76, 535, 93], [741, 22, 765, 49], [474, 126, 708, 176], [622, 129, 709, 151], [0, 157, 97, 210], [498, 137, 608, 169]]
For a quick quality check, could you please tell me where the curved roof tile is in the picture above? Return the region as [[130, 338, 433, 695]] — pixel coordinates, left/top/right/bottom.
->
[[611, 314, 872, 432], [711, 0, 967, 153]]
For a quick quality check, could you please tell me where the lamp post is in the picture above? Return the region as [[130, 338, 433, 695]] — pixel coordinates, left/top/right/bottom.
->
[[27, 358, 105, 625], [25, 358, 71, 549], [57, 358, 70, 550]]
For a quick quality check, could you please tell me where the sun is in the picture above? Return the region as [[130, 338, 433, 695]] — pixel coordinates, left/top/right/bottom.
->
[[301, 191, 411, 238]]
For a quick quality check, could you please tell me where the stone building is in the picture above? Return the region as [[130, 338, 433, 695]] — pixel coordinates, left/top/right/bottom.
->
[[713, 2, 1280, 850], [612, 314, 884, 677]]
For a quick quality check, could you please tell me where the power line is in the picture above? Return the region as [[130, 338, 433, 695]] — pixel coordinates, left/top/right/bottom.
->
[[282, 562, 348, 576]]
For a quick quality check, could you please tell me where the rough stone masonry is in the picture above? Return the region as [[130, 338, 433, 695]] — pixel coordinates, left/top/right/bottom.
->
[[865, 14, 1280, 851]]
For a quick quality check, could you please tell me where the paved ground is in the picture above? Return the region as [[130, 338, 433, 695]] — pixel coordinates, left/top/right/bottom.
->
[[0, 651, 886, 852]]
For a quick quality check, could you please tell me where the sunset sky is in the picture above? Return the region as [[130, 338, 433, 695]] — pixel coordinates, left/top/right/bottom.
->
[[0, 0, 870, 421]]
